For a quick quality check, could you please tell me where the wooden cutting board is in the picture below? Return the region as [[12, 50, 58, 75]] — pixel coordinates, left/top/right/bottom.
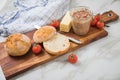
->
[[0, 27, 108, 79]]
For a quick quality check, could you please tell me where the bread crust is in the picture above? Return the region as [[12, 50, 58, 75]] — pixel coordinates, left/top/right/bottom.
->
[[44, 45, 70, 56], [4, 33, 31, 56], [33, 26, 56, 43]]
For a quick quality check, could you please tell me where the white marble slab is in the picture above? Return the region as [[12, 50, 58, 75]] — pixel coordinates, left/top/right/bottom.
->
[[0, 66, 6, 80], [0, 0, 120, 80]]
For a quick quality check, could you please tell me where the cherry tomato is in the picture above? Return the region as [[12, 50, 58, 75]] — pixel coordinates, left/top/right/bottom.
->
[[91, 14, 101, 27], [94, 14, 101, 21], [68, 53, 78, 64], [49, 20, 59, 28], [96, 21, 104, 29], [32, 43, 42, 55], [91, 18, 97, 27]]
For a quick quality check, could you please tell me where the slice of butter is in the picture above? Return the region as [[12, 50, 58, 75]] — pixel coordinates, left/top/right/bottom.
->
[[60, 11, 72, 32]]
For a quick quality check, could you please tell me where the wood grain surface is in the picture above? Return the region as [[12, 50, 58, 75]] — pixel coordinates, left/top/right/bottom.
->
[[0, 27, 108, 79]]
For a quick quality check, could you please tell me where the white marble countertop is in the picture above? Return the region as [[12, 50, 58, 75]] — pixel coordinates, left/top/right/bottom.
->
[[1, 0, 120, 80]]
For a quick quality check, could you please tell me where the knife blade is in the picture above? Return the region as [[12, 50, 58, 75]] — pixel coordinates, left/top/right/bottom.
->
[[0, 66, 6, 80], [66, 36, 82, 44], [33, 25, 82, 44]]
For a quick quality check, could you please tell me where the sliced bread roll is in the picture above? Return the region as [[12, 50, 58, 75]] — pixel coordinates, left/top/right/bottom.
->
[[33, 26, 56, 43], [43, 33, 70, 55]]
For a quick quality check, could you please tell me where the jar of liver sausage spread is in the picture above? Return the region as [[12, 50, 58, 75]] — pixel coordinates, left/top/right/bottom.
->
[[70, 6, 93, 35]]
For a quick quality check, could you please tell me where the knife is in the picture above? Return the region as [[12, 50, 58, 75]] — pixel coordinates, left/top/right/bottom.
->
[[34, 25, 82, 44], [0, 66, 6, 80], [66, 36, 82, 44]]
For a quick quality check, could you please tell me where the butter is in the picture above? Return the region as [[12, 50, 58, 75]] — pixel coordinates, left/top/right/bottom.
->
[[60, 11, 72, 32]]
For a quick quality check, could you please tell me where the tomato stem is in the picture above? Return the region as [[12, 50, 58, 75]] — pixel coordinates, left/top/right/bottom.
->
[[70, 54, 74, 59], [33, 42, 38, 46]]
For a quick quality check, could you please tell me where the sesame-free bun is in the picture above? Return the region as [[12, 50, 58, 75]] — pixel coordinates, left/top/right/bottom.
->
[[4, 33, 31, 56], [33, 26, 56, 43], [43, 33, 70, 55]]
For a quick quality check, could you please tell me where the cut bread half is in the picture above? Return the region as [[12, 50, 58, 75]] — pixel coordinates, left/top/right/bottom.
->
[[33, 26, 56, 43], [43, 33, 70, 55]]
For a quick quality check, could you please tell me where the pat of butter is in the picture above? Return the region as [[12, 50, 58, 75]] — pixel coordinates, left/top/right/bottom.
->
[[60, 11, 72, 32]]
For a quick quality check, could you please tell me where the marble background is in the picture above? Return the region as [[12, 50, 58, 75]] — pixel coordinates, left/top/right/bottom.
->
[[1, 0, 120, 80]]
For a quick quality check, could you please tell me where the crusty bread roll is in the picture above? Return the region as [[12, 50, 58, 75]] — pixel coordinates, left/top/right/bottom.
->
[[4, 33, 31, 56], [43, 33, 70, 55], [33, 26, 56, 43]]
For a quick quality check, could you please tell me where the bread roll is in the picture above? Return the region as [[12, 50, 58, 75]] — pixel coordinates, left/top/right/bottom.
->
[[33, 26, 56, 43], [43, 33, 70, 55], [4, 33, 31, 56]]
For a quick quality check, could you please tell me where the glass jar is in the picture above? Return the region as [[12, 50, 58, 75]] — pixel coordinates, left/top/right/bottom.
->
[[70, 6, 93, 35]]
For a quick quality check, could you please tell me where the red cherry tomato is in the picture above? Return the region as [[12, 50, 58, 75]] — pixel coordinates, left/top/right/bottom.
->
[[96, 21, 104, 29], [68, 53, 78, 64], [91, 18, 97, 27], [94, 14, 101, 21], [91, 14, 101, 27], [49, 20, 59, 28], [32, 43, 42, 55]]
